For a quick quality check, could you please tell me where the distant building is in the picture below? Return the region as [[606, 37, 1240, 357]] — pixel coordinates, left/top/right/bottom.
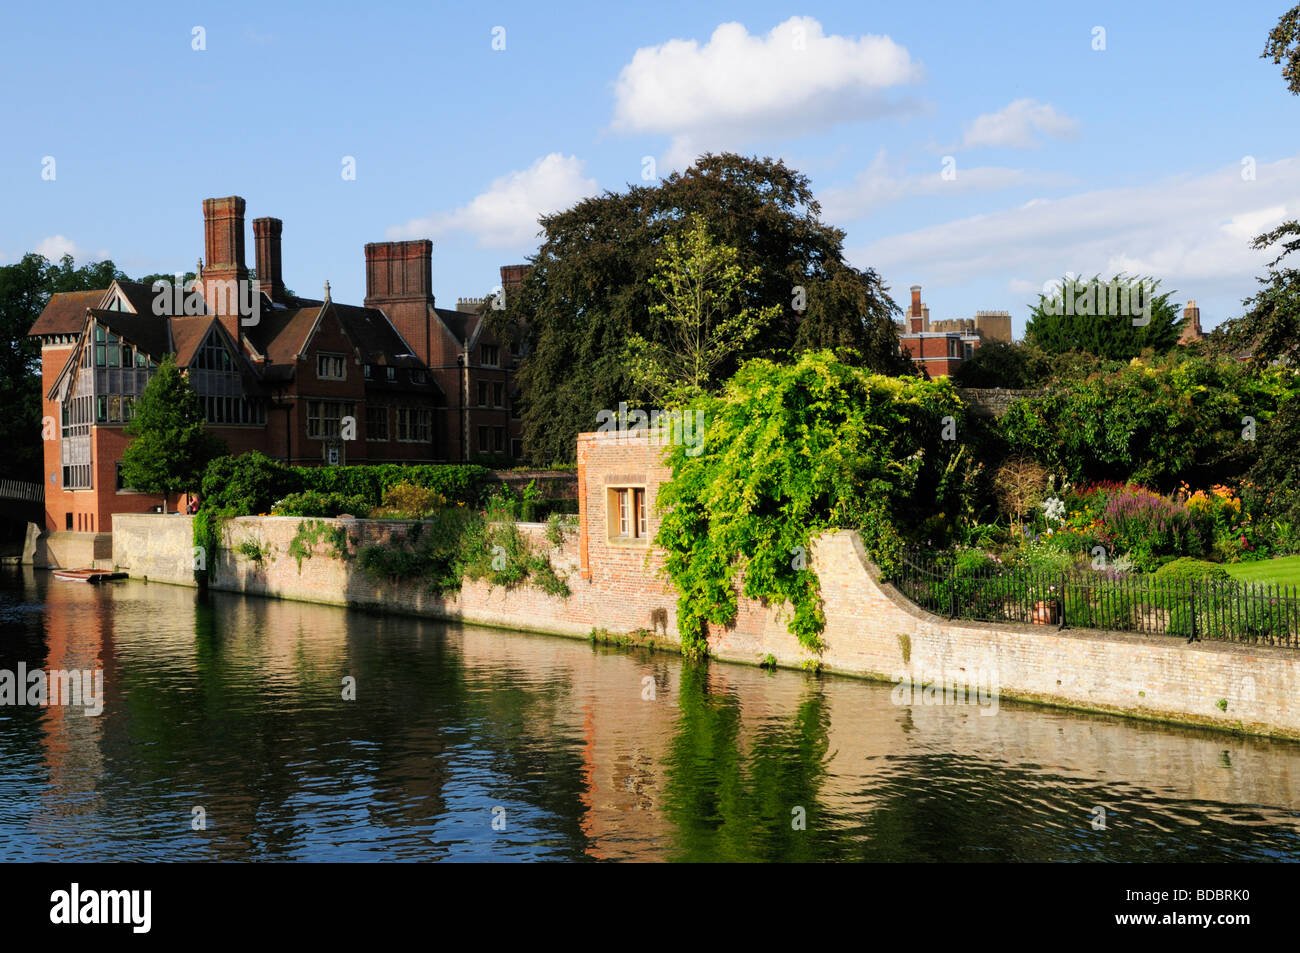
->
[[896, 285, 1012, 377]]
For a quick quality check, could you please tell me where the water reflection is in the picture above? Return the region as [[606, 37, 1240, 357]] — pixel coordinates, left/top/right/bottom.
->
[[0, 566, 1297, 862]]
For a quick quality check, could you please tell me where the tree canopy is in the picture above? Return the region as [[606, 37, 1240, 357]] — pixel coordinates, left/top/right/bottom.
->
[[1263, 4, 1300, 95], [491, 153, 912, 464], [0, 253, 130, 480], [1024, 274, 1183, 359]]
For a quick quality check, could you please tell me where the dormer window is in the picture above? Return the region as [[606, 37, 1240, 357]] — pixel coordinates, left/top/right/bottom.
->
[[411, 370, 426, 385], [480, 344, 500, 367], [386, 367, 396, 382], [364, 364, 373, 379]]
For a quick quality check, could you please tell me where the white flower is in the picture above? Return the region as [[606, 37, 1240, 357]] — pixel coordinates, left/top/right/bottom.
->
[[1041, 496, 1065, 523]]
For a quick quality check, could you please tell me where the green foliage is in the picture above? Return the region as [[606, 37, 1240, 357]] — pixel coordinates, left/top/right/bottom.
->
[[545, 512, 574, 547], [655, 350, 971, 657], [118, 356, 225, 505], [1001, 354, 1297, 491], [201, 451, 297, 514], [293, 463, 489, 509], [1155, 557, 1232, 582], [950, 340, 1053, 389], [1246, 394, 1300, 528], [1025, 274, 1183, 359], [272, 491, 371, 518], [357, 506, 569, 598], [459, 517, 571, 597], [235, 538, 269, 562], [495, 152, 909, 465], [1263, 5, 1300, 95], [373, 482, 446, 519], [191, 506, 226, 587], [287, 519, 350, 569], [626, 212, 780, 402], [1226, 221, 1300, 368]]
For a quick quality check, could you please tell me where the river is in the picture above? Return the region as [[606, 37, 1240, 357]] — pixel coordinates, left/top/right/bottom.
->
[[1, 567, 1298, 861]]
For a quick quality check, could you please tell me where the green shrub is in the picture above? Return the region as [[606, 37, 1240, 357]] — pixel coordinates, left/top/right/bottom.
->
[[1154, 557, 1231, 581], [375, 482, 446, 519], [294, 464, 489, 509], [201, 451, 299, 514], [272, 490, 371, 518]]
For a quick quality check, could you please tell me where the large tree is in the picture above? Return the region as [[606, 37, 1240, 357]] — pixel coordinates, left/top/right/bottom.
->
[[1024, 274, 1183, 359], [491, 153, 911, 464], [0, 253, 129, 481], [1217, 12, 1300, 367], [626, 213, 780, 403], [118, 357, 225, 510]]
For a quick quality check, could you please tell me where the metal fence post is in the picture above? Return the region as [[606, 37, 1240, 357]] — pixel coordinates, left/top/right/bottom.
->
[[1059, 572, 1066, 630], [949, 563, 958, 619], [1189, 579, 1198, 643]]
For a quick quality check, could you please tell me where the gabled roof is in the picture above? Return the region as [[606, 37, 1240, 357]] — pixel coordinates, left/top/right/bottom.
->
[[28, 290, 108, 337], [114, 280, 167, 315], [333, 303, 424, 366], [433, 307, 479, 348], [90, 308, 172, 361], [243, 306, 323, 366]]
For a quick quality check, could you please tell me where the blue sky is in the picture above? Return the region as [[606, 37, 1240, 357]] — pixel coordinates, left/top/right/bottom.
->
[[1, 0, 1295, 335]]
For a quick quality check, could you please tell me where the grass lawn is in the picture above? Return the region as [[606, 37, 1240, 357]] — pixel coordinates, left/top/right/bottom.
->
[[1224, 555, 1300, 587]]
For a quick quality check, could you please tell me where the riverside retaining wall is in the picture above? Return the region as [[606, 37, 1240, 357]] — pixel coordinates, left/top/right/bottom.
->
[[111, 512, 1300, 739]]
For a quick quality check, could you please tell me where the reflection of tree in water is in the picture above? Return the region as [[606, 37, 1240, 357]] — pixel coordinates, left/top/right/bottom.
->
[[663, 662, 843, 862]]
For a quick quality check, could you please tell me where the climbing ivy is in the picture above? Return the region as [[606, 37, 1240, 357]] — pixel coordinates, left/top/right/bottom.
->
[[655, 351, 969, 657]]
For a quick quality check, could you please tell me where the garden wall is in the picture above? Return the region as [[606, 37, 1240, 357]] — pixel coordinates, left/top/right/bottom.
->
[[111, 512, 1300, 739]]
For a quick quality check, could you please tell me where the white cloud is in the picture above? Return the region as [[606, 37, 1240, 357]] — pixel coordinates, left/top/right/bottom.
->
[[611, 17, 922, 170], [849, 155, 1299, 306], [388, 154, 598, 249], [958, 99, 1079, 150], [35, 235, 84, 260], [820, 149, 1074, 220]]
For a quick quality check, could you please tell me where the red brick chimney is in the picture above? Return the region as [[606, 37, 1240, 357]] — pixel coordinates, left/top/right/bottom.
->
[[909, 284, 924, 333], [253, 217, 284, 303], [500, 264, 530, 299], [201, 196, 249, 340], [1179, 299, 1204, 345], [364, 240, 435, 364]]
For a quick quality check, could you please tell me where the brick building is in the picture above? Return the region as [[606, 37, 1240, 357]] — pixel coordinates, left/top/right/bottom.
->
[[27, 195, 528, 534], [897, 284, 1012, 377]]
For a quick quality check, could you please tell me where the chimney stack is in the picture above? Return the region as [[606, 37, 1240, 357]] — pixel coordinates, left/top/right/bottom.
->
[[201, 197, 249, 341], [253, 217, 284, 303], [909, 284, 924, 333], [1179, 299, 1204, 345], [364, 240, 435, 365]]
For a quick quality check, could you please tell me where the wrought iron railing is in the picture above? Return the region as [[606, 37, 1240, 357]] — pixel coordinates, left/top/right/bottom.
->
[[888, 548, 1300, 648]]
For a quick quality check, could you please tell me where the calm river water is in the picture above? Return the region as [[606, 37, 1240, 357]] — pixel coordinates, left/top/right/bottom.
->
[[1, 567, 1298, 862]]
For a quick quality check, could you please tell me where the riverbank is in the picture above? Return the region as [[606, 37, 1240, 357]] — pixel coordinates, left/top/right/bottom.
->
[[108, 511, 1300, 741]]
